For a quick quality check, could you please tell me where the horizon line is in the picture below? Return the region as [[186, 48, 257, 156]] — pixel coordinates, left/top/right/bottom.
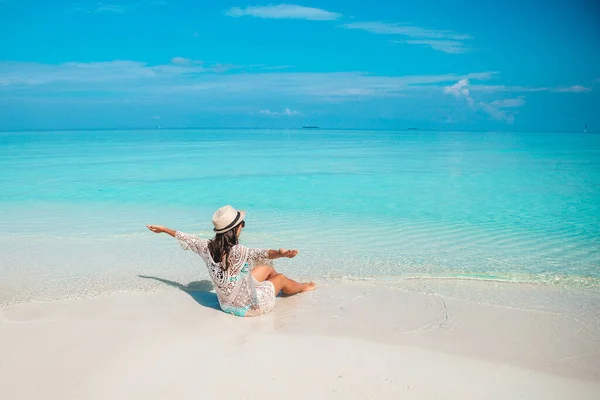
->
[[0, 126, 596, 135]]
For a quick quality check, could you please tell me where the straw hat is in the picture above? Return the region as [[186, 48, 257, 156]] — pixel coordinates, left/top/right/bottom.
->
[[212, 205, 246, 234]]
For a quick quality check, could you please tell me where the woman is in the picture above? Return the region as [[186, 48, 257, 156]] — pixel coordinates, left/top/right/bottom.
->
[[146, 205, 316, 317]]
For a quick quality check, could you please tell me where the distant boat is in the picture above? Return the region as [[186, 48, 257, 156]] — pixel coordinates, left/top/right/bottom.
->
[[302, 126, 319, 129], [408, 127, 419, 131], [584, 124, 587, 133]]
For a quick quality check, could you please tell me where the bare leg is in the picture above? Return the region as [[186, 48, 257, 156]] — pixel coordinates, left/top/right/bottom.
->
[[268, 273, 316, 296], [251, 265, 278, 282]]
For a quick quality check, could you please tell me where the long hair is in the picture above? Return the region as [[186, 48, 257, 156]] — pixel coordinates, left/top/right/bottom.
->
[[208, 229, 239, 271]]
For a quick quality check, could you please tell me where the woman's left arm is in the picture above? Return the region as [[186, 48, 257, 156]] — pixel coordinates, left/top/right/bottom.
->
[[267, 249, 298, 259]]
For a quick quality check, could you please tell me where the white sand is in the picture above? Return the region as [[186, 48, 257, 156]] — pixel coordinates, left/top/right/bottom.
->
[[1, 281, 599, 399]]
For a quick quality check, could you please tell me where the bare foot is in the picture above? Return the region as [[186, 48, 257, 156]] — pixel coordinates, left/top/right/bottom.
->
[[301, 282, 317, 292]]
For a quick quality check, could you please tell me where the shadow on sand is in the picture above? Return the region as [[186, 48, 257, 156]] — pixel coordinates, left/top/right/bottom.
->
[[138, 275, 220, 311]]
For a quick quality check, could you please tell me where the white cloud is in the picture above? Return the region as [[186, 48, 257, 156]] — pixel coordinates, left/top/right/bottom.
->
[[552, 85, 592, 93], [0, 61, 497, 99], [73, 1, 165, 13], [490, 98, 526, 108], [259, 108, 300, 116], [0, 60, 255, 86], [443, 79, 524, 123], [171, 57, 192, 65], [478, 102, 514, 124], [94, 3, 127, 13], [344, 22, 472, 40], [210, 63, 238, 73], [345, 22, 473, 54], [455, 84, 593, 94], [257, 65, 295, 71], [394, 40, 470, 54], [443, 78, 474, 107], [464, 72, 498, 81], [0, 61, 168, 85], [469, 85, 548, 93], [226, 4, 341, 20], [3, 60, 566, 125], [326, 88, 376, 96]]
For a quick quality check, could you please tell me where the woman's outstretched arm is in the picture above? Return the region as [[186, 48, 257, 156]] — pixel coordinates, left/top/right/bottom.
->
[[267, 249, 298, 259], [146, 224, 176, 237]]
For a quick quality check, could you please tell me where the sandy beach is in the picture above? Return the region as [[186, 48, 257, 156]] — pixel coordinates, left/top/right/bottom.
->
[[2, 280, 599, 400]]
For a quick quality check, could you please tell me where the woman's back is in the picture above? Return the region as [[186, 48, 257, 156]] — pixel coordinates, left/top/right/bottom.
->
[[176, 231, 273, 317]]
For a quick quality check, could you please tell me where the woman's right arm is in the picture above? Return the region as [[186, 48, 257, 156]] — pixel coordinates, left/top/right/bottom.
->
[[146, 224, 176, 237], [147, 225, 208, 256]]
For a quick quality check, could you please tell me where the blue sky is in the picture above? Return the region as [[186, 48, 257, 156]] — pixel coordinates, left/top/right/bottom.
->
[[1, 0, 598, 131]]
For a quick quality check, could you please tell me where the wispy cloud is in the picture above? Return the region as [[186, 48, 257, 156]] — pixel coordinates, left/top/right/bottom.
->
[[0, 59, 279, 86], [392, 40, 470, 54], [443, 79, 474, 107], [253, 65, 295, 71], [344, 21, 473, 54], [478, 102, 515, 123], [4, 59, 591, 129], [444, 79, 527, 123], [171, 57, 194, 65], [94, 3, 127, 13], [552, 85, 592, 93], [259, 108, 300, 116], [73, 1, 165, 14], [171, 58, 291, 72], [470, 84, 593, 94], [211, 63, 239, 73], [344, 22, 472, 40], [1, 59, 576, 125], [0, 61, 497, 99], [468, 85, 549, 93], [490, 98, 526, 108], [225, 4, 341, 20], [465, 72, 499, 80], [0, 61, 204, 85]]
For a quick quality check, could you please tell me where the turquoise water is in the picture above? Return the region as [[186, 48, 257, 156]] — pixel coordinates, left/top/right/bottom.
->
[[1, 129, 599, 304]]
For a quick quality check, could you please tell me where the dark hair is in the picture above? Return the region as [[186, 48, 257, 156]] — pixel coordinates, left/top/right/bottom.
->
[[208, 229, 239, 270]]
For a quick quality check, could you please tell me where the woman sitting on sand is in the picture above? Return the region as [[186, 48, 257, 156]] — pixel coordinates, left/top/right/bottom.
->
[[146, 205, 316, 317]]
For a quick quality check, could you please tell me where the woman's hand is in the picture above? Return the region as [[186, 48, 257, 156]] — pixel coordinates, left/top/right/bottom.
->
[[279, 248, 299, 258], [146, 224, 165, 233], [146, 225, 177, 237]]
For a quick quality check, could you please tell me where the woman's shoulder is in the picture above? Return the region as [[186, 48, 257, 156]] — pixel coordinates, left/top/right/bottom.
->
[[228, 244, 250, 261], [176, 231, 209, 252], [230, 243, 250, 253]]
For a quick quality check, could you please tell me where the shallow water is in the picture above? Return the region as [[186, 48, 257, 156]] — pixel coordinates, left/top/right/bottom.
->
[[1, 129, 599, 304]]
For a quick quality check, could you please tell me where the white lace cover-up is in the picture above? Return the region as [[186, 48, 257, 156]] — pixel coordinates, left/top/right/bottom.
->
[[175, 231, 276, 317]]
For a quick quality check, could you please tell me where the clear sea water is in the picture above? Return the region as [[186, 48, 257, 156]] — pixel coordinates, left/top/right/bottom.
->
[[1, 129, 599, 305]]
